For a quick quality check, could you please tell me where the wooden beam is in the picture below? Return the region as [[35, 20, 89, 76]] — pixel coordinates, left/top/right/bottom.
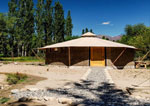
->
[[68, 47, 71, 66], [113, 48, 126, 64], [111, 48, 127, 69]]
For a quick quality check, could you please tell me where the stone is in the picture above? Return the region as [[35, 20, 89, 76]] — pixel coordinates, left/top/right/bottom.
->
[[64, 85, 72, 89], [18, 97, 31, 102], [0, 85, 4, 89], [58, 98, 72, 104], [27, 88, 39, 91], [14, 62, 18, 65], [11, 89, 19, 94]]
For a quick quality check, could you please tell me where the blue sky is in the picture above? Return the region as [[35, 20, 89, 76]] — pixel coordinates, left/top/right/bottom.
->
[[0, 0, 150, 36]]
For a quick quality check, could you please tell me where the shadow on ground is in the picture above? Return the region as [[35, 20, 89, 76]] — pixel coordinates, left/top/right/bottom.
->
[[47, 80, 150, 106]]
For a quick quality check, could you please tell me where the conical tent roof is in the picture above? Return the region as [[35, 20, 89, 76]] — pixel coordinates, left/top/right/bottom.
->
[[40, 32, 136, 49]]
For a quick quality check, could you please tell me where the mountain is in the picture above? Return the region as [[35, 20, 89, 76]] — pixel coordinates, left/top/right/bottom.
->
[[97, 34, 122, 41]]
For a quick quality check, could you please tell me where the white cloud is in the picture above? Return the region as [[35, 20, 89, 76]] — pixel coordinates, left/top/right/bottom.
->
[[102, 21, 110, 25]]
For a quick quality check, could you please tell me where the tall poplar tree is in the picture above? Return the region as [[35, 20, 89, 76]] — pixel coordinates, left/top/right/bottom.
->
[[17, 0, 26, 56], [44, 0, 53, 45], [85, 28, 89, 32], [25, 0, 34, 55], [8, 0, 18, 56], [0, 14, 8, 56], [66, 10, 73, 37], [54, 2, 65, 43], [17, 0, 34, 56], [36, 0, 44, 47], [82, 29, 85, 34]]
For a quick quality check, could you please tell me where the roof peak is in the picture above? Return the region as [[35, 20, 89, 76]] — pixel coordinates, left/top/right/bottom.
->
[[81, 32, 96, 37]]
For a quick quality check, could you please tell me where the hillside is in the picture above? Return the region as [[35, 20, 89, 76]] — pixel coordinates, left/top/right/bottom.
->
[[97, 35, 122, 41]]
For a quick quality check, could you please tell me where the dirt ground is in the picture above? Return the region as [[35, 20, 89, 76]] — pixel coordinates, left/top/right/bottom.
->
[[108, 69, 150, 98], [0, 64, 87, 89], [0, 63, 87, 106]]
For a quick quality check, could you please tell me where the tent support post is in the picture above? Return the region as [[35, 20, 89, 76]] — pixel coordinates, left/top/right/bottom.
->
[[68, 47, 71, 67], [105, 47, 107, 66], [89, 47, 91, 66]]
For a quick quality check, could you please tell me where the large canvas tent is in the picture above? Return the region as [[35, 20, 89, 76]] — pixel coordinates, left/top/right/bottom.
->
[[40, 32, 136, 69]]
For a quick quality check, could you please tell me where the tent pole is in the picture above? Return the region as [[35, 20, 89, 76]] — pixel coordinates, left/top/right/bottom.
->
[[89, 47, 91, 66], [68, 47, 71, 67], [105, 47, 107, 66]]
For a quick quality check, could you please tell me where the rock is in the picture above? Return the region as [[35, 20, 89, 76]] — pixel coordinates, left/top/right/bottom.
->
[[0, 85, 4, 89], [64, 85, 72, 89], [44, 96, 50, 101], [58, 98, 72, 104], [27, 88, 39, 91], [18, 97, 32, 102], [14, 62, 18, 65], [31, 97, 38, 100], [11, 89, 19, 94]]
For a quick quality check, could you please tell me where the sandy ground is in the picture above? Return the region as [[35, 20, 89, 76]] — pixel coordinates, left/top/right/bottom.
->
[[0, 64, 87, 89], [0, 64, 88, 106], [108, 69, 150, 98]]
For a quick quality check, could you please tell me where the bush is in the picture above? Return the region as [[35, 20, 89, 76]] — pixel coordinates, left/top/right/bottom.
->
[[0, 97, 10, 104], [6, 73, 28, 85]]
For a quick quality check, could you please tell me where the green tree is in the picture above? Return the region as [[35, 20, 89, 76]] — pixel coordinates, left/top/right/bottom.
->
[[17, 0, 34, 56], [82, 29, 85, 34], [36, 0, 45, 47], [85, 28, 88, 32], [102, 36, 105, 39], [0, 14, 9, 56], [65, 10, 73, 37], [106, 38, 109, 40], [8, 0, 18, 57], [119, 24, 150, 60], [90, 29, 93, 33], [54, 2, 65, 43], [44, 0, 53, 45]]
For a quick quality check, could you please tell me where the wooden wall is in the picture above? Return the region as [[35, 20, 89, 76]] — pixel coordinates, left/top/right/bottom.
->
[[45, 47, 89, 66], [106, 47, 135, 69], [70, 47, 89, 66], [45, 48, 69, 66], [45, 47, 135, 68]]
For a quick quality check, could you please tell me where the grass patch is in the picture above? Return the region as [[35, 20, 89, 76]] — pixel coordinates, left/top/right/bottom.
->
[[0, 57, 44, 62], [0, 97, 10, 104], [6, 73, 28, 85]]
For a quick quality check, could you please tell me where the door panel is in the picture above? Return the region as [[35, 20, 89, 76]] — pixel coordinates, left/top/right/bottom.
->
[[90, 47, 105, 66]]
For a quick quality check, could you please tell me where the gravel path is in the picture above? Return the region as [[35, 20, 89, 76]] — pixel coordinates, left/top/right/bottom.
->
[[12, 67, 150, 106]]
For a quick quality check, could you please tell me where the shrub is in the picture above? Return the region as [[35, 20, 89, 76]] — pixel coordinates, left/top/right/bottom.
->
[[6, 73, 28, 85], [0, 97, 10, 104]]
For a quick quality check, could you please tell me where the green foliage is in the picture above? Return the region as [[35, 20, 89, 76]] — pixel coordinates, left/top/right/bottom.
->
[[54, 2, 65, 43], [0, 56, 44, 62], [43, 0, 53, 45], [1, 0, 73, 57], [66, 10, 73, 37], [119, 24, 150, 60], [0, 13, 10, 56], [6, 73, 28, 85], [102, 36, 109, 40], [85, 28, 89, 32], [102, 36, 105, 39], [82, 29, 85, 34], [82, 28, 94, 34], [65, 35, 80, 41], [0, 97, 10, 104], [36, 0, 45, 48], [90, 29, 93, 33]]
